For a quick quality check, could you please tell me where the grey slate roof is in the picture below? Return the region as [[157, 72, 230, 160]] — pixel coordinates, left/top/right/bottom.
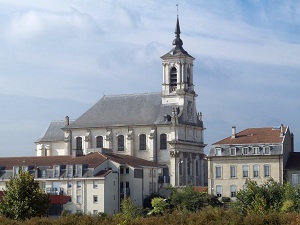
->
[[66, 92, 175, 129], [38, 121, 66, 142]]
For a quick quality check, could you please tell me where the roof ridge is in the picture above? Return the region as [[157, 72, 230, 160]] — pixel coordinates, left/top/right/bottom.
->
[[102, 92, 160, 98]]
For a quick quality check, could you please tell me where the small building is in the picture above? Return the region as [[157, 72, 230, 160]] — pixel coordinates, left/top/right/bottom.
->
[[284, 152, 300, 186], [0, 149, 163, 215], [208, 125, 294, 198]]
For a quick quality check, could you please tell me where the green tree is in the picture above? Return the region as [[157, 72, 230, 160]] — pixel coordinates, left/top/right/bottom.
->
[[0, 169, 51, 220], [170, 185, 209, 211], [148, 197, 169, 215]]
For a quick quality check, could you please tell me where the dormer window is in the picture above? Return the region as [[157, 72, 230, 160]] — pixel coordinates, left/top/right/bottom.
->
[[41, 169, 47, 178], [216, 148, 221, 156], [13, 166, 19, 176], [253, 147, 259, 155], [67, 165, 73, 177], [264, 146, 270, 154], [242, 147, 248, 155], [76, 164, 82, 177], [170, 67, 177, 92], [230, 147, 236, 156], [54, 165, 60, 177]]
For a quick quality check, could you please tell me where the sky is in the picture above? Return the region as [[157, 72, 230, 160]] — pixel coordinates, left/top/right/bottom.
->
[[0, 0, 299, 157]]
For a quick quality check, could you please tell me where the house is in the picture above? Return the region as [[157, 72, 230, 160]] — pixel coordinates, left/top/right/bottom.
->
[[35, 16, 207, 188], [0, 149, 163, 215], [208, 124, 294, 198], [284, 152, 300, 186]]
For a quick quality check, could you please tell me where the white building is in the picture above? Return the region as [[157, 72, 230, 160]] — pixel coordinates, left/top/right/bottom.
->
[[36, 16, 207, 188], [0, 149, 163, 216]]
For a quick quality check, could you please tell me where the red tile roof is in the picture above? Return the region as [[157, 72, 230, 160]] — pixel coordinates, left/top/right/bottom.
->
[[214, 127, 287, 145]]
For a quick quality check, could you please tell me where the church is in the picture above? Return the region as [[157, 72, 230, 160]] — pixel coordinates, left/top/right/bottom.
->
[[36, 16, 207, 188]]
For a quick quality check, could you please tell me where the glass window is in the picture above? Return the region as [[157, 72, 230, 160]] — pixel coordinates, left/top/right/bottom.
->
[[120, 167, 124, 174], [242, 147, 248, 155], [160, 134, 167, 150], [76, 164, 82, 177], [139, 134, 146, 150], [253, 164, 259, 177], [230, 185, 237, 197], [41, 169, 47, 178], [216, 166, 222, 179], [96, 136, 103, 148], [76, 195, 82, 204], [216, 185, 222, 197], [77, 181, 82, 188], [67, 181, 72, 189], [292, 174, 299, 185], [117, 135, 124, 151], [54, 165, 60, 177], [216, 148, 221, 156], [93, 195, 98, 203], [93, 210, 98, 215], [187, 160, 191, 176], [264, 146, 270, 154], [264, 165, 270, 177], [253, 147, 259, 155], [76, 137, 82, 150], [93, 181, 98, 189], [179, 160, 183, 175], [230, 165, 236, 178], [242, 165, 249, 177], [230, 148, 236, 155], [196, 161, 199, 176], [67, 165, 73, 177], [126, 168, 129, 174]]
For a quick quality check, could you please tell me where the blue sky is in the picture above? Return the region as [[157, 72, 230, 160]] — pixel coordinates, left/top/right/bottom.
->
[[0, 0, 299, 156]]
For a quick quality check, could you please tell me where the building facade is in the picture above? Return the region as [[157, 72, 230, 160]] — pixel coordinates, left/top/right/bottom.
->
[[208, 125, 294, 198], [0, 150, 163, 215], [35, 17, 207, 188]]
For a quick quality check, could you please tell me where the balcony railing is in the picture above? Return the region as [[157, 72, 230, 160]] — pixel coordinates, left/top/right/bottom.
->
[[46, 187, 64, 195]]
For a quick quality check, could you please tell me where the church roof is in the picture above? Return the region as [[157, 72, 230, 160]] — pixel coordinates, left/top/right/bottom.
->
[[161, 16, 194, 59], [66, 92, 175, 129], [37, 120, 74, 142]]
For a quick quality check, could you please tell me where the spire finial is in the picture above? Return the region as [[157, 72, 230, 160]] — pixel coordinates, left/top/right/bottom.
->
[[176, 4, 179, 17]]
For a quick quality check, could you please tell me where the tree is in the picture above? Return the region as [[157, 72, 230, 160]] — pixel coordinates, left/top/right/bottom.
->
[[0, 169, 51, 220], [170, 185, 209, 211], [148, 197, 169, 215]]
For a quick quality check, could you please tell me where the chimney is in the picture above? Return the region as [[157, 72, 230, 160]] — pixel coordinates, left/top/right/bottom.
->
[[231, 126, 236, 139], [280, 124, 284, 137], [65, 116, 69, 126]]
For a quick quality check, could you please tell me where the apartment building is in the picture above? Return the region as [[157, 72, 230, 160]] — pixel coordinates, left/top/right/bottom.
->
[[208, 125, 294, 198]]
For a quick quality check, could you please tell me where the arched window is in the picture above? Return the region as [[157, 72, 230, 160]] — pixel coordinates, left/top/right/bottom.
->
[[76, 137, 82, 150], [160, 134, 167, 150], [139, 134, 146, 150], [187, 67, 191, 87], [170, 67, 177, 91], [96, 136, 103, 148], [117, 135, 124, 151]]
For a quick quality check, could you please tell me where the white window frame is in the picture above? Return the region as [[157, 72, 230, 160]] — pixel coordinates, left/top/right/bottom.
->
[[242, 165, 249, 178], [253, 164, 259, 177], [242, 147, 248, 155], [77, 181, 82, 188], [93, 195, 98, 203], [93, 180, 98, 189], [216, 185, 222, 197], [216, 166, 222, 179], [215, 148, 221, 156], [253, 147, 259, 155], [67, 165, 73, 177], [76, 195, 82, 204], [230, 147, 236, 156], [54, 165, 60, 177], [230, 185, 237, 197], [230, 165, 236, 178], [264, 146, 270, 154], [264, 164, 271, 177], [76, 164, 82, 177]]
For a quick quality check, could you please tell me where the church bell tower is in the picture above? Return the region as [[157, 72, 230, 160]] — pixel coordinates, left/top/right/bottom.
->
[[161, 16, 198, 124]]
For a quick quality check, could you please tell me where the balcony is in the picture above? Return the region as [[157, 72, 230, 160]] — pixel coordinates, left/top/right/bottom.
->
[[46, 187, 64, 195]]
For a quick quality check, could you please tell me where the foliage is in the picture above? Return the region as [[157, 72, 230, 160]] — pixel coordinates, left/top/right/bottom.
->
[[117, 197, 142, 223], [235, 178, 300, 215], [148, 197, 169, 215], [169, 185, 210, 211], [0, 169, 51, 220], [143, 193, 162, 209]]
